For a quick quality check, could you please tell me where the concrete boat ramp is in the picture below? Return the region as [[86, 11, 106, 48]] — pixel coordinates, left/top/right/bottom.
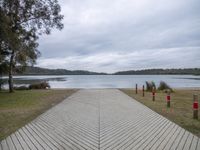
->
[[1, 89, 200, 150]]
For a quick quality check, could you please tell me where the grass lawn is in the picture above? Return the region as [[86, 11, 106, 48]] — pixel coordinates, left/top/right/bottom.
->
[[121, 88, 200, 137], [0, 89, 77, 140]]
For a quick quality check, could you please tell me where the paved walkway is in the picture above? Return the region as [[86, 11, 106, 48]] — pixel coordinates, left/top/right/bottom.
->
[[1, 89, 200, 150]]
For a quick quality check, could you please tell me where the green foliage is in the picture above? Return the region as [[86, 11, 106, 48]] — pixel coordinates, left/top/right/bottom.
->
[[146, 81, 173, 92], [151, 81, 156, 89], [158, 81, 173, 92], [29, 82, 50, 89], [0, 8, 10, 56], [145, 81, 156, 92]]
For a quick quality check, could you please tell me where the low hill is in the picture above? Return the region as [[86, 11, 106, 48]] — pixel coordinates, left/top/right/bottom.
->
[[15, 66, 107, 75]]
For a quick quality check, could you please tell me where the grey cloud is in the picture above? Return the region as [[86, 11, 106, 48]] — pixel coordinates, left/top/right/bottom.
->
[[37, 0, 200, 72]]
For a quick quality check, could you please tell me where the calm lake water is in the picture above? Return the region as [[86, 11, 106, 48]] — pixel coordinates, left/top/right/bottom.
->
[[2, 75, 200, 88]]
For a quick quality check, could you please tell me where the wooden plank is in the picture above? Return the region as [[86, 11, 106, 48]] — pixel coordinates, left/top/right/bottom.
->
[[28, 123, 59, 150], [22, 126, 44, 150], [100, 112, 155, 140], [40, 107, 99, 150], [30, 123, 68, 150], [155, 124, 179, 150], [125, 118, 170, 150], [162, 126, 182, 150], [34, 118, 89, 150], [10, 134, 23, 150], [169, 129, 185, 150], [183, 133, 193, 150], [34, 121, 78, 150], [136, 119, 172, 150], [25, 124, 54, 150], [0, 140, 9, 150], [196, 138, 200, 150], [6, 136, 16, 150], [38, 115, 99, 145], [190, 135, 198, 150], [143, 122, 172, 150], [0, 142, 2, 150], [100, 114, 158, 149], [18, 128, 37, 150], [15, 131, 31, 150], [113, 117, 166, 150], [176, 131, 190, 150], [35, 118, 96, 150]]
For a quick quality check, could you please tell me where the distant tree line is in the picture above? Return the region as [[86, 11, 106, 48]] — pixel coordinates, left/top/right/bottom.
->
[[12, 66, 200, 75], [114, 68, 200, 75], [13, 66, 107, 75], [0, 0, 63, 92]]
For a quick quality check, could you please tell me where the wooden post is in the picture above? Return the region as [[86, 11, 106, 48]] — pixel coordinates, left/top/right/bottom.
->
[[136, 84, 138, 94], [193, 94, 198, 119], [166, 91, 170, 107], [152, 87, 155, 101], [142, 85, 145, 97]]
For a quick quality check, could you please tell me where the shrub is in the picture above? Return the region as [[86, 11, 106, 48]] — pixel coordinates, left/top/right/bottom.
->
[[146, 81, 151, 91], [145, 81, 156, 92], [151, 81, 156, 89], [158, 81, 173, 92], [29, 82, 50, 89], [14, 86, 29, 90], [0, 78, 6, 91]]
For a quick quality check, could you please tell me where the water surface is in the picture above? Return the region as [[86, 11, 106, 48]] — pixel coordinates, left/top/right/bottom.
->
[[2, 75, 200, 88]]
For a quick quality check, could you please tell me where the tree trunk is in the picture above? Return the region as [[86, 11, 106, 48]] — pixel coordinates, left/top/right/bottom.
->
[[8, 51, 14, 93]]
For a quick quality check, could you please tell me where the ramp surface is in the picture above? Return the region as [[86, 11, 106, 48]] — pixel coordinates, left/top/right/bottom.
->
[[1, 89, 200, 150]]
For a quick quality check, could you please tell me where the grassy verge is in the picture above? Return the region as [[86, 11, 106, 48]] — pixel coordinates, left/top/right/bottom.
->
[[0, 89, 77, 140], [121, 89, 200, 137]]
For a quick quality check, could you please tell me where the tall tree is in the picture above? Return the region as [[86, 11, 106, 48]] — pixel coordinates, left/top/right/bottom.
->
[[0, 0, 64, 92], [0, 7, 9, 90]]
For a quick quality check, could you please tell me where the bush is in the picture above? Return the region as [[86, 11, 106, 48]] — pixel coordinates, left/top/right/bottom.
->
[[29, 82, 50, 89], [145, 81, 156, 91], [14, 86, 29, 90], [158, 81, 173, 92], [151, 81, 156, 90], [0, 78, 6, 91], [146, 81, 151, 91]]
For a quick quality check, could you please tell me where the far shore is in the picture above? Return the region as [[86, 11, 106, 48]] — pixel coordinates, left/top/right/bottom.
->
[[2, 74, 200, 76]]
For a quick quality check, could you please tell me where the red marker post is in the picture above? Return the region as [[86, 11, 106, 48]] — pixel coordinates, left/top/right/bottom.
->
[[193, 94, 199, 119], [166, 92, 171, 107], [142, 85, 145, 97], [152, 87, 155, 101], [136, 84, 138, 94]]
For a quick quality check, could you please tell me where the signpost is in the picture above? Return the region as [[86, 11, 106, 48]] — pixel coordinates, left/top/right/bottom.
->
[[152, 87, 155, 101], [193, 94, 199, 119], [166, 91, 171, 107], [142, 85, 145, 97]]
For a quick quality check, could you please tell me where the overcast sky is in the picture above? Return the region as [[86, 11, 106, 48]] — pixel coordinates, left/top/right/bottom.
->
[[37, 0, 200, 73]]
